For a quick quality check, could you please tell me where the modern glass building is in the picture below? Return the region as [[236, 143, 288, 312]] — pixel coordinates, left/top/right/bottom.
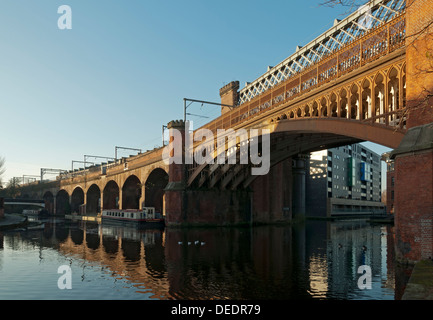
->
[[306, 144, 385, 217]]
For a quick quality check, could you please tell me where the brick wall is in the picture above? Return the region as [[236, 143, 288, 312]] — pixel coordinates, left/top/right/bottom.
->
[[251, 159, 292, 223], [392, 0, 433, 262], [394, 150, 433, 261], [386, 170, 395, 214]]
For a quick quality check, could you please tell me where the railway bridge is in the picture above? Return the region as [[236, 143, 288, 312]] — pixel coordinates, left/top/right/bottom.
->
[[17, 0, 433, 262]]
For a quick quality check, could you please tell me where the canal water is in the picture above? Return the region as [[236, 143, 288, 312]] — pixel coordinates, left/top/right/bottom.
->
[[0, 217, 410, 300]]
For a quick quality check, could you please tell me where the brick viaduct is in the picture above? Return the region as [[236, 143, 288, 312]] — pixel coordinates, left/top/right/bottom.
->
[[17, 0, 433, 263]]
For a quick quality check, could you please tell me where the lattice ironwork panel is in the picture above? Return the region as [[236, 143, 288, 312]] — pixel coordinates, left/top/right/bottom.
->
[[239, 0, 406, 104]]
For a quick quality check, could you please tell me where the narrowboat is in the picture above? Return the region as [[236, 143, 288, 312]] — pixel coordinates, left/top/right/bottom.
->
[[101, 207, 164, 227]]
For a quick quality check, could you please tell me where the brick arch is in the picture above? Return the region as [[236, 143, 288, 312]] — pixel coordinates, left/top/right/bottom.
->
[[43, 191, 54, 214], [62, 184, 85, 197], [56, 189, 70, 215], [122, 174, 141, 210], [84, 180, 104, 194], [71, 186, 85, 214], [142, 165, 168, 184], [144, 168, 169, 214], [270, 118, 404, 149], [103, 180, 120, 210], [86, 184, 101, 214], [56, 189, 69, 197], [187, 117, 405, 189]]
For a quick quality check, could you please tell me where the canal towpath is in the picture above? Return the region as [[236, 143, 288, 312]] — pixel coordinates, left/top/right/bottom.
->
[[402, 260, 433, 300]]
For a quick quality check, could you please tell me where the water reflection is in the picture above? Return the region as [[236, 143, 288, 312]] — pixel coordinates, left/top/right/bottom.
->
[[0, 217, 411, 300]]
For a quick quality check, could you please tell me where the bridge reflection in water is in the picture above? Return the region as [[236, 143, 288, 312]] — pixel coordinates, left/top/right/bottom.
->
[[0, 218, 411, 300]]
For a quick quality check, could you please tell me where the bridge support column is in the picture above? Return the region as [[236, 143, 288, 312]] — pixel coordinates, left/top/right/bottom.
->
[[82, 192, 87, 215], [139, 184, 145, 210], [100, 191, 104, 213], [251, 158, 292, 224], [292, 154, 308, 219], [391, 0, 433, 263], [391, 124, 433, 263], [163, 119, 253, 226], [116, 189, 121, 210], [164, 120, 186, 226]]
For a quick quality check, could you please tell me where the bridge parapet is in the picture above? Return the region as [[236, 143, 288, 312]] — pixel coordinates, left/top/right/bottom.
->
[[19, 179, 60, 198], [58, 147, 166, 187]]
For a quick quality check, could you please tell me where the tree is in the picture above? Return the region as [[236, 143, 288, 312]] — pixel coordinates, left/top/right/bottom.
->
[[5, 177, 21, 198], [320, 0, 365, 11]]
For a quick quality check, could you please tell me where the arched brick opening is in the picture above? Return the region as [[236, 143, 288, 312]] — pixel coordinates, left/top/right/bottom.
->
[[71, 187, 84, 214], [145, 168, 168, 214], [86, 184, 101, 214], [122, 175, 141, 210], [103, 180, 119, 210], [56, 189, 70, 215], [43, 191, 54, 214]]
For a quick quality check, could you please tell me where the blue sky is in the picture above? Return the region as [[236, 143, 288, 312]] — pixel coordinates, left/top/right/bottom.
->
[[0, 0, 390, 184]]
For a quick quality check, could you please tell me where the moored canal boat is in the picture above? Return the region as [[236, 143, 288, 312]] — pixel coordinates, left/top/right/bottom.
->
[[101, 207, 164, 227]]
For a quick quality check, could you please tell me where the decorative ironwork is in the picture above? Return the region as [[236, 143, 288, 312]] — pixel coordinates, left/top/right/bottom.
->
[[339, 43, 361, 75], [186, 1, 407, 182], [197, 5, 406, 136], [238, 0, 405, 104]]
